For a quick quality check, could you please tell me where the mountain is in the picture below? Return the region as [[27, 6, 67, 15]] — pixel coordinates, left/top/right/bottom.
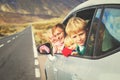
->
[[0, 0, 87, 24], [0, 0, 86, 16]]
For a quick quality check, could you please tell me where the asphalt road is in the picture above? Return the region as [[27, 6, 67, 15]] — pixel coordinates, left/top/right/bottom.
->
[[0, 27, 40, 80]]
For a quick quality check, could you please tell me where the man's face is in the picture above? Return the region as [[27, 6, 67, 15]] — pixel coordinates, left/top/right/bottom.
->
[[71, 30, 86, 46]]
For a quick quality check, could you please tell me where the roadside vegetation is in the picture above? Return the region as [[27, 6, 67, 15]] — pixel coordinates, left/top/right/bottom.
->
[[0, 24, 26, 37], [0, 17, 64, 46]]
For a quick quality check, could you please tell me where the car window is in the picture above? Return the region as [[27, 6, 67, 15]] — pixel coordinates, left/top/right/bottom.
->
[[63, 8, 96, 57], [86, 8, 102, 57], [76, 8, 96, 57], [96, 8, 120, 56], [76, 8, 95, 21], [102, 8, 120, 42], [102, 8, 120, 51]]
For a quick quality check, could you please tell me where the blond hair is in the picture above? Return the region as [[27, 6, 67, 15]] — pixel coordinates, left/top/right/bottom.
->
[[64, 36, 74, 47], [65, 17, 87, 36]]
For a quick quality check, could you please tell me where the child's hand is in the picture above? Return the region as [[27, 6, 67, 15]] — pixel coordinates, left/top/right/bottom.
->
[[71, 52, 78, 55], [39, 45, 50, 53]]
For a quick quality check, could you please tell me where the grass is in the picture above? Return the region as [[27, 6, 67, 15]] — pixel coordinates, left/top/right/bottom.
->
[[0, 24, 26, 36], [0, 17, 64, 46]]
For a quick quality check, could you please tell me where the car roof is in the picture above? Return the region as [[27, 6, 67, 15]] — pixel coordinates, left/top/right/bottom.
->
[[64, 0, 120, 20], [72, 0, 120, 12]]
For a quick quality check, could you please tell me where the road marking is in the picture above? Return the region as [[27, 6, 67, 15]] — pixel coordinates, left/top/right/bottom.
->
[[31, 27, 38, 58], [31, 27, 41, 78], [35, 68, 40, 78], [7, 40, 11, 43], [0, 44, 4, 48], [33, 47, 38, 58], [12, 37, 15, 40], [35, 59, 39, 66]]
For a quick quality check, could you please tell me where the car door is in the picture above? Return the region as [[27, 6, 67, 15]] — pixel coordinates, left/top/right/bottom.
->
[[45, 5, 120, 80], [88, 6, 120, 80], [45, 7, 96, 80], [60, 6, 120, 80], [46, 8, 97, 80]]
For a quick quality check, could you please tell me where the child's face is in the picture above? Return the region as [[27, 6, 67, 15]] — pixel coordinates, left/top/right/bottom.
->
[[53, 27, 65, 44], [67, 42, 76, 50], [71, 30, 86, 46]]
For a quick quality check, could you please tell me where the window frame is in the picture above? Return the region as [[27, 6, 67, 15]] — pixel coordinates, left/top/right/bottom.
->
[[62, 6, 97, 59], [93, 5, 120, 59], [62, 4, 120, 59]]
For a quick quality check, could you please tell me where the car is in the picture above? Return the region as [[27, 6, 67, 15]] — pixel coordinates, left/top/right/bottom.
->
[[43, 0, 120, 80]]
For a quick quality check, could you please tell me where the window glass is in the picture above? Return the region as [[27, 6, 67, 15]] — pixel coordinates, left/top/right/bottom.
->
[[96, 9, 102, 18], [97, 8, 120, 55], [102, 8, 120, 42], [86, 9, 102, 56]]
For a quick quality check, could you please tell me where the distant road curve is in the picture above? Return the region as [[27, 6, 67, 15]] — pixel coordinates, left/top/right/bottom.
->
[[0, 26, 40, 80]]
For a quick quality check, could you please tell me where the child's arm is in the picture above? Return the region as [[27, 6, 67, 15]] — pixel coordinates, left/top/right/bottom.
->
[[71, 51, 78, 56]]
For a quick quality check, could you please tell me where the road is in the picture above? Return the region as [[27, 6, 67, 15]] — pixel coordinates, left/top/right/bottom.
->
[[0, 27, 40, 80]]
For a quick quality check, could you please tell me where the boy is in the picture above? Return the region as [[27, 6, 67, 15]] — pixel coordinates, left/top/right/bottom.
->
[[65, 17, 87, 55]]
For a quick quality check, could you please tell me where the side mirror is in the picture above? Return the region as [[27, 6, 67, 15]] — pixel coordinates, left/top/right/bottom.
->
[[37, 43, 52, 55]]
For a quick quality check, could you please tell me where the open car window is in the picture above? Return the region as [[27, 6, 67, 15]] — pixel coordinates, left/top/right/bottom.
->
[[63, 8, 96, 57]]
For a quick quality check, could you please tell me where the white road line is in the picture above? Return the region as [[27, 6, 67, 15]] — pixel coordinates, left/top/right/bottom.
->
[[31, 27, 41, 78], [7, 40, 11, 43], [12, 37, 15, 40], [31, 27, 38, 58], [35, 68, 40, 78], [0, 44, 4, 48], [34, 59, 39, 66], [33, 47, 38, 58]]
